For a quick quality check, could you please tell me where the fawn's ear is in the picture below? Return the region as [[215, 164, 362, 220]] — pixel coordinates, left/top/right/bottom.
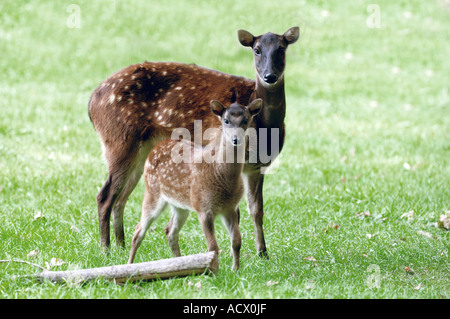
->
[[283, 26, 300, 45], [238, 29, 255, 47], [210, 100, 226, 117], [248, 98, 263, 117]]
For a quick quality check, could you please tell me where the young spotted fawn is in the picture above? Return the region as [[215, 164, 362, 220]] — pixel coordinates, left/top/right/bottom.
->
[[127, 96, 263, 271]]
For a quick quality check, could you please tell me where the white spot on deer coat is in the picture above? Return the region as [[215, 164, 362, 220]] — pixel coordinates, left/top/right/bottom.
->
[[109, 94, 116, 104]]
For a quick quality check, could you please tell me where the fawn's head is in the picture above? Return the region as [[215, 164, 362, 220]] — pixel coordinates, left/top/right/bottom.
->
[[210, 93, 262, 146], [238, 26, 299, 87]]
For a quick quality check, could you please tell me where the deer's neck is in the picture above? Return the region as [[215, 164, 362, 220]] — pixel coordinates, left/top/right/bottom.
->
[[214, 139, 245, 180], [254, 76, 286, 129]]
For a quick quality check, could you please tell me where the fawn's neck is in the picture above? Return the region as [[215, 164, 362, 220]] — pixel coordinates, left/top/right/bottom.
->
[[213, 137, 245, 180], [254, 76, 286, 129]]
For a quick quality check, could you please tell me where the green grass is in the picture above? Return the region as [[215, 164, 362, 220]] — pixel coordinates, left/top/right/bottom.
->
[[1, 0, 449, 299]]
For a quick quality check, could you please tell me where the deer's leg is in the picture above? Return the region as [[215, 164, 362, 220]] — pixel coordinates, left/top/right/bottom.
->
[[197, 211, 219, 271], [164, 208, 191, 249], [165, 206, 189, 257], [243, 172, 268, 259], [111, 142, 153, 249], [221, 209, 242, 271], [97, 144, 140, 252], [164, 216, 173, 247], [128, 191, 166, 264], [110, 167, 140, 249]]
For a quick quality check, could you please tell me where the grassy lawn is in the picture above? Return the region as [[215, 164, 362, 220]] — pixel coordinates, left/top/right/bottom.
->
[[1, 0, 449, 299]]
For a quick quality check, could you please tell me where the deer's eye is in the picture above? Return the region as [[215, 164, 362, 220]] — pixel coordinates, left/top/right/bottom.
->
[[223, 118, 230, 125], [242, 120, 248, 125], [254, 48, 261, 56]]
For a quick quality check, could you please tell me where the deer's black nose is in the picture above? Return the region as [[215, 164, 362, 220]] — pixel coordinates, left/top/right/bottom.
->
[[232, 136, 239, 145], [264, 73, 278, 84]]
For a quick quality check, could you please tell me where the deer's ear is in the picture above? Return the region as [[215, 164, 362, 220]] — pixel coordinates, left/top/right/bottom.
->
[[230, 88, 237, 103], [283, 26, 300, 45], [210, 100, 226, 117], [238, 29, 255, 47], [248, 98, 263, 117]]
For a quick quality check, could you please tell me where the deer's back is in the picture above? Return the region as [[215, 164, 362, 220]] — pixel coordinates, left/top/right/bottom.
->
[[88, 62, 255, 145]]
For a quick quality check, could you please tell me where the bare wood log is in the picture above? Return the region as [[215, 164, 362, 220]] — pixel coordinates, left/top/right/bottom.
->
[[15, 251, 217, 284]]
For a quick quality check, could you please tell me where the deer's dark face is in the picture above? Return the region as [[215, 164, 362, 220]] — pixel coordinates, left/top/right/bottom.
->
[[238, 27, 299, 87]]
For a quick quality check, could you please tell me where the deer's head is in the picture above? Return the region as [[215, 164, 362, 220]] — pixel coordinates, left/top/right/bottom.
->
[[210, 91, 262, 146], [238, 27, 299, 87]]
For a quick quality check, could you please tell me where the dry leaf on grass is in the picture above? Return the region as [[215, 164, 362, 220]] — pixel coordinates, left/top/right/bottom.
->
[[323, 223, 340, 232], [33, 211, 45, 221], [188, 281, 202, 291], [45, 258, 66, 269], [414, 282, 423, 290], [401, 210, 414, 221], [417, 230, 433, 239], [437, 211, 450, 230], [304, 256, 317, 262], [27, 249, 39, 258], [330, 223, 340, 230], [266, 280, 279, 287], [404, 266, 415, 274], [356, 212, 371, 217]]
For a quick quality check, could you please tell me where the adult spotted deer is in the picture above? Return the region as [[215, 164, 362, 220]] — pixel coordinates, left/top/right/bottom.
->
[[128, 96, 263, 270], [88, 26, 299, 257]]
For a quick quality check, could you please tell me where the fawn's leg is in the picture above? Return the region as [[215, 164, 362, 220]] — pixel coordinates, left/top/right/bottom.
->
[[243, 172, 268, 259], [221, 209, 242, 271], [197, 211, 219, 271], [128, 191, 166, 264], [165, 206, 189, 257]]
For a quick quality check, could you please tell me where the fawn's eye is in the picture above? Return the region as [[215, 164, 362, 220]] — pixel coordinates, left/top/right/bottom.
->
[[223, 118, 230, 125], [242, 120, 248, 125], [254, 48, 261, 56]]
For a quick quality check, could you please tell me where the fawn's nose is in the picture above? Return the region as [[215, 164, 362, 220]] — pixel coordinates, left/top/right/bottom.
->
[[232, 136, 239, 145], [264, 73, 278, 84]]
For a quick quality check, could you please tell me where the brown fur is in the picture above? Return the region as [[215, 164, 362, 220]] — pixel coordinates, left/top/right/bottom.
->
[[89, 62, 254, 250], [127, 99, 262, 270], [89, 62, 254, 144]]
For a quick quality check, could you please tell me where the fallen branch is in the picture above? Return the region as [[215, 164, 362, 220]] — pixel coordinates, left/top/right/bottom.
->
[[13, 251, 217, 284]]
